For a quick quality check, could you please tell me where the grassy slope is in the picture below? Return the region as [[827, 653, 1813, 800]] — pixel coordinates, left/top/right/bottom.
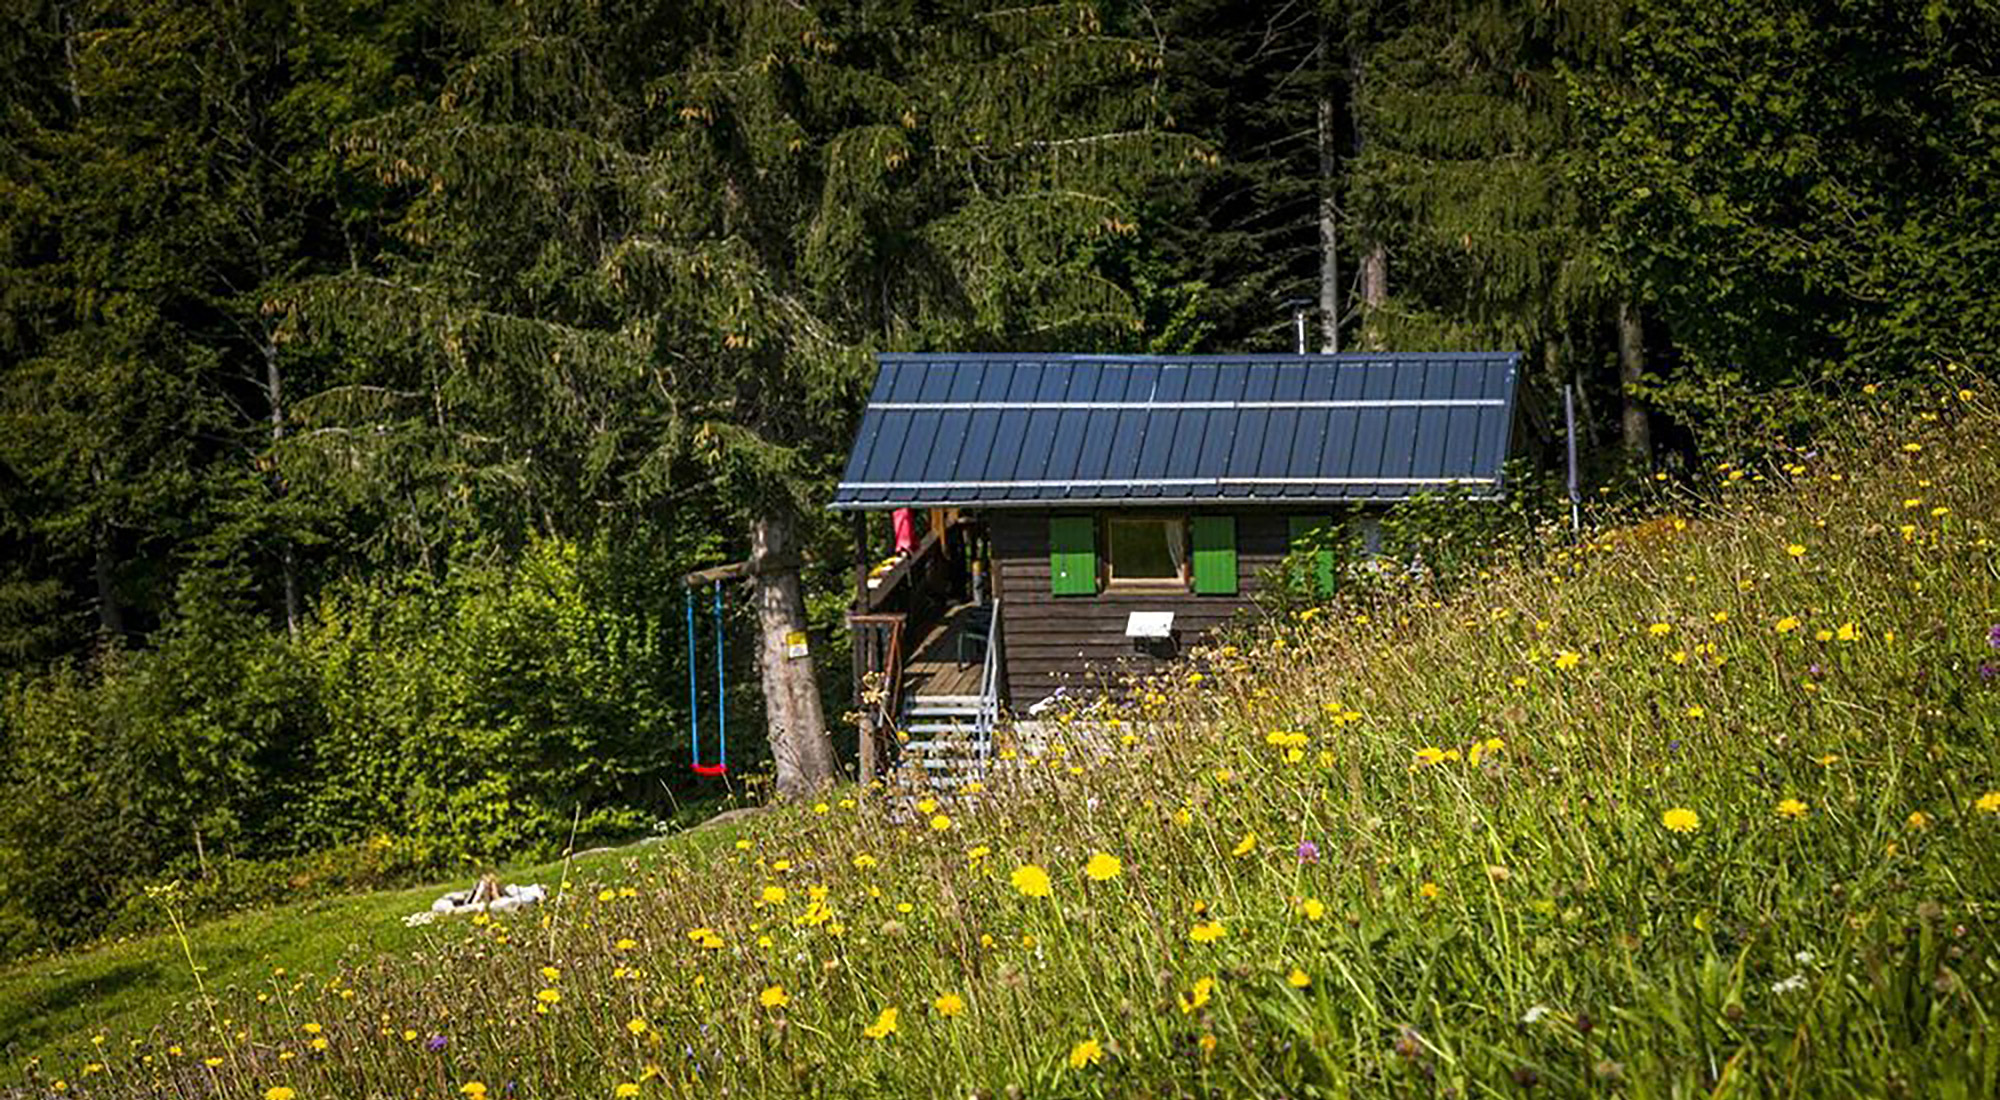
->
[[17, 378, 2000, 1099], [0, 824, 745, 1072]]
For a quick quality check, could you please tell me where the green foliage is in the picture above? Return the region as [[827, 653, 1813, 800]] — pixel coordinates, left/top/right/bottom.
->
[[300, 537, 685, 864], [1573, 0, 2000, 440], [0, 535, 709, 961]]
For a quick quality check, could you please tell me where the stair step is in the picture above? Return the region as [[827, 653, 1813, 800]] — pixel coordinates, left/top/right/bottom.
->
[[908, 694, 984, 708], [902, 741, 991, 755]]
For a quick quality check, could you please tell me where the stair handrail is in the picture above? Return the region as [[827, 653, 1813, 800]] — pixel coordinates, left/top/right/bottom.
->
[[975, 597, 1001, 768]]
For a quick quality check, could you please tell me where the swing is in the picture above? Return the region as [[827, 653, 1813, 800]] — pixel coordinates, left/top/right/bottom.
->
[[686, 580, 728, 778]]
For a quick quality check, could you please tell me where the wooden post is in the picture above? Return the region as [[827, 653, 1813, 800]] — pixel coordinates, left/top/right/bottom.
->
[[853, 512, 878, 785]]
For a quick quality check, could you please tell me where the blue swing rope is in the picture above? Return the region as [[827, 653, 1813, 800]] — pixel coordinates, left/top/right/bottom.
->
[[688, 580, 728, 777], [712, 579, 727, 771]]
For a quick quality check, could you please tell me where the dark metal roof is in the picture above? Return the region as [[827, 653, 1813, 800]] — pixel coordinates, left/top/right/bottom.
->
[[829, 352, 1520, 510]]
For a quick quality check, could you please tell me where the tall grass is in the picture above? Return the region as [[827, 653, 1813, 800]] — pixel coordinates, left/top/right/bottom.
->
[[27, 375, 2000, 1098]]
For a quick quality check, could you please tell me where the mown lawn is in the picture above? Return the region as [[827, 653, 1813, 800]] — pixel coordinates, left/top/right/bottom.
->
[[0, 821, 747, 1074]]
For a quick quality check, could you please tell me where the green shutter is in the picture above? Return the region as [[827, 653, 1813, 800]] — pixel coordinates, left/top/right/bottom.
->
[[1289, 515, 1337, 596], [1048, 516, 1097, 596], [1191, 515, 1238, 595]]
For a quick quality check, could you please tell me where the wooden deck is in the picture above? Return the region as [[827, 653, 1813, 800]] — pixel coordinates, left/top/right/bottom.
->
[[901, 602, 990, 698]]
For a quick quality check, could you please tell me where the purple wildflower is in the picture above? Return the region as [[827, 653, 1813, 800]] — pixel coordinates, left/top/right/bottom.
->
[[1987, 624, 2000, 649], [425, 1034, 448, 1053], [1809, 663, 1824, 678], [1981, 663, 1996, 683], [1296, 840, 1321, 864]]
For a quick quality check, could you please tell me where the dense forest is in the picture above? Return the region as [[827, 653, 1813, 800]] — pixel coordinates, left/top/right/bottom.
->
[[0, 0, 1994, 959]]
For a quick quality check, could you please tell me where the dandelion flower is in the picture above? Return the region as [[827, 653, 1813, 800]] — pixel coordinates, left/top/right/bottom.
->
[[1776, 617, 1800, 633], [1648, 622, 1672, 636], [1554, 650, 1582, 669], [759, 985, 789, 1009], [1776, 798, 1807, 819], [205, 1058, 224, 1068], [1787, 544, 1806, 558], [1068, 1038, 1104, 1070], [761, 885, 787, 904], [1231, 832, 1257, 857], [933, 992, 965, 1018], [1908, 810, 1932, 829], [929, 814, 952, 832], [1178, 977, 1215, 1014], [1010, 864, 1053, 898], [1287, 968, 1312, 989], [851, 853, 877, 870], [1189, 920, 1226, 944], [861, 1006, 899, 1040], [462, 1085, 488, 1099], [1419, 881, 1441, 900], [1298, 898, 1326, 921], [615, 1085, 641, 1098], [627, 1017, 650, 1035], [1084, 852, 1122, 881], [1662, 807, 1700, 834], [265, 1089, 296, 1100], [1685, 705, 1706, 718], [536, 988, 561, 1005], [1977, 792, 2000, 813]]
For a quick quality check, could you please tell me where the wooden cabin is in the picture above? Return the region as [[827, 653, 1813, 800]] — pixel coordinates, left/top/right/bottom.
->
[[831, 352, 1519, 777]]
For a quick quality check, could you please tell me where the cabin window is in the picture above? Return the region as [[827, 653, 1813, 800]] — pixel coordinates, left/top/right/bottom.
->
[[1105, 517, 1186, 588]]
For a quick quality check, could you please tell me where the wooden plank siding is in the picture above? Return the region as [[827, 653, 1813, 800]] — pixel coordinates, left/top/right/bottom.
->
[[988, 509, 1302, 706]]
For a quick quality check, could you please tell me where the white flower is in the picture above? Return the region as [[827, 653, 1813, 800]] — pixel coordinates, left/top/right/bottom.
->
[[1771, 974, 1808, 995], [402, 911, 436, 927], [1521, 1004, 1552, 1024], [1792, 950, 1815, 966]]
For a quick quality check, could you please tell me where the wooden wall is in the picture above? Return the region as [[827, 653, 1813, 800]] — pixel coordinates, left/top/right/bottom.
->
[[988, 509, 1299, 707]]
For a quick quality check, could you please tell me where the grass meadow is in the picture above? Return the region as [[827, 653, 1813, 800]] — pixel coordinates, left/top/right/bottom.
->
[[14, 374, 2000, 1098]]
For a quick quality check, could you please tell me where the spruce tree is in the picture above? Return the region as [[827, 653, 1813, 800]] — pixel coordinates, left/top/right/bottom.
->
[[299, 0, 1195, 795]]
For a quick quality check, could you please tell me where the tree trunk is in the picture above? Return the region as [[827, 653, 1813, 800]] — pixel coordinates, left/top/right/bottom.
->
[[1349, 47, 1388, 348], [265, 339, 300, 639], [1316, 18, 1340, 354], [751, 507, 836, 797], [1617, 301, 1651, 464]]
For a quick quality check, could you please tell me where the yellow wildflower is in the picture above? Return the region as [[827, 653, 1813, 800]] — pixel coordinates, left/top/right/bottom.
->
[[1190, 920, 1226, 944], [1084, 851, 1122, 881], [759, 985, 789, 1009], [861, 1006, 899, 1040], [1776, 798, 1807, 819], [1287, 968, 1312, 989], [1010, 864, 1053, 898], [933, 992, 966, 1018], [1068, 1038, 1104, 1070], [1662, 807, 1700, 834], [1978, 792, 2000, 813], [615, 1085, 641, 1099], [1231, 832, 1257, 857], [1178, 976, 1214, 1014], [265, 1089, 296, 1100], [1554, 650, 1581, 669]]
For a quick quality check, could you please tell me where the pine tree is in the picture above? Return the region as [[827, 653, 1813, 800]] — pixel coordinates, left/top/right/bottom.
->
[[296, 0, 1196, 795]]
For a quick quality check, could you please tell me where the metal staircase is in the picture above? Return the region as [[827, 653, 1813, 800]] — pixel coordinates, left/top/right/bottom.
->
[[895, 600, 1001, 792]]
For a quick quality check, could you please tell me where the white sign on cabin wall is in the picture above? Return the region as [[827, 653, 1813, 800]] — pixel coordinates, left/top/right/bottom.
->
[[1125, 611, 1175, 639]]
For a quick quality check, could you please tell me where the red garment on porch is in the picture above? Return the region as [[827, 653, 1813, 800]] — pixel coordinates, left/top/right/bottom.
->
[[892, 508, 917, 554]]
